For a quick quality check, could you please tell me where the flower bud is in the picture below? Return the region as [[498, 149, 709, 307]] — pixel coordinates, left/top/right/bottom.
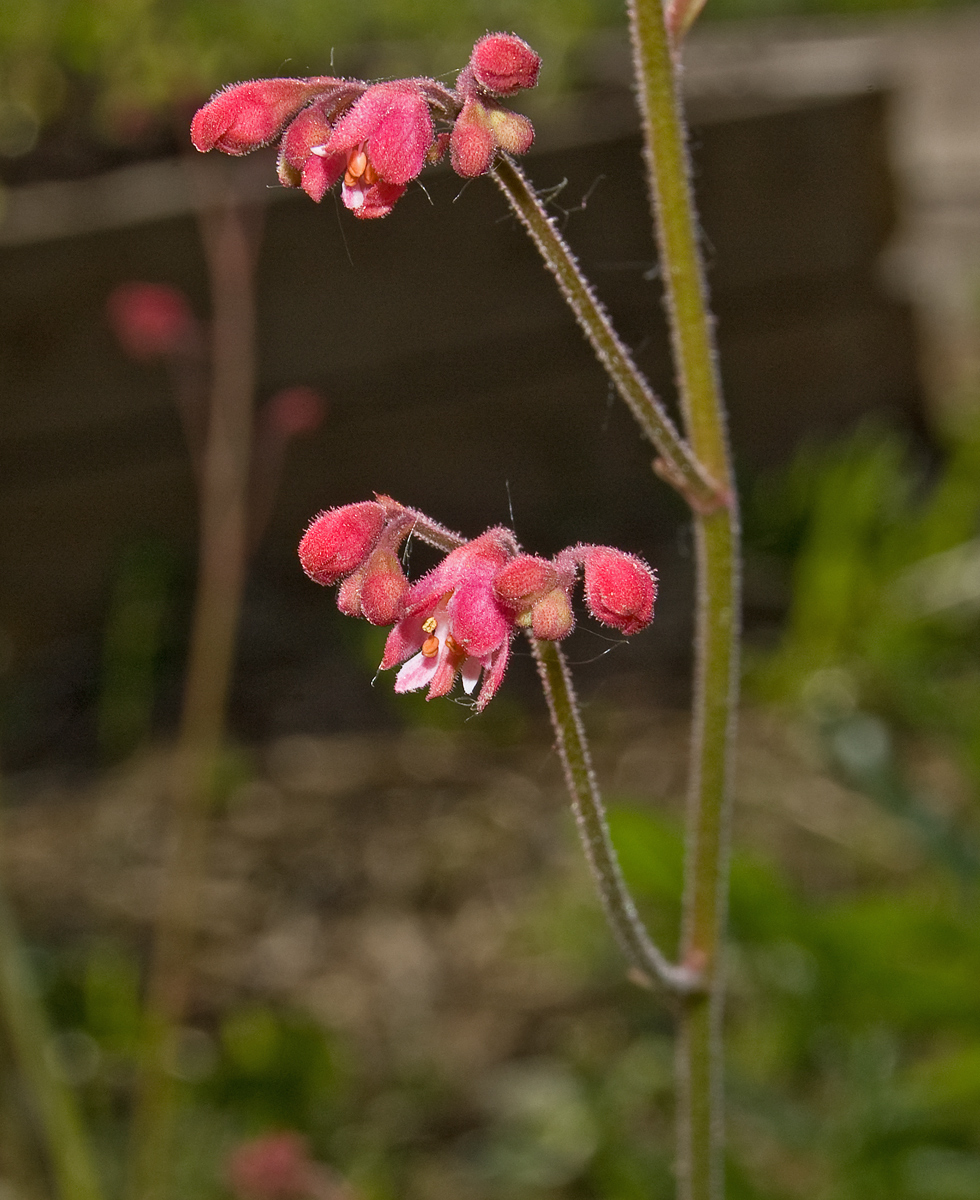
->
[[530, 588, 575, 640], [107, 283, 196, 360], [493, 555, 557, 606], [449, 97, 496, 178], [191, 78, 334, 156], [265, 386, 325, 436], [487, 107, 534, 155], [469, 34, 541, 96], [298, 502, 385, 585], [581, 547, 657, 635], [359, 549, 409, 625]]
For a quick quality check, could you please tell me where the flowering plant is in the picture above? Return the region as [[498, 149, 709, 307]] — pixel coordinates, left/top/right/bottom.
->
[[191, 33, 540, 217]]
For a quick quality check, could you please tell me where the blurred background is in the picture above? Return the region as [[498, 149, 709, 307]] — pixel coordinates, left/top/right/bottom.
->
[[2, 0, 980, 1196]]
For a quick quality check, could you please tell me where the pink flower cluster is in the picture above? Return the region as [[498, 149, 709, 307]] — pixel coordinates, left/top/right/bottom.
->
[[298, 498, 657, 711], [190, 34, 541, 219]]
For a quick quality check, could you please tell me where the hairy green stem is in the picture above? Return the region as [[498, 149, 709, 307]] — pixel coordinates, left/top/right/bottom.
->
[[531, 638, 701, 993], [627, 1, 741, 1197], [490, 157, 725, 515], [126, 193, 259, 1200], [0, 802, 104, 1200]]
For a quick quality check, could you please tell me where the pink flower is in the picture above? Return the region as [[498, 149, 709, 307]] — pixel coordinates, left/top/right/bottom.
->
[[277, 101, 347, 202], [320, 82, 435, 218], [379, 529, 516, 710], [191, 78, 338, 156]]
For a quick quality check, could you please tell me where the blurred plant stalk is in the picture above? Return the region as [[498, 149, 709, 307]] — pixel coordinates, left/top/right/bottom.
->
[[0, 785, 105, 1200], [126, 183, 261, 1200]]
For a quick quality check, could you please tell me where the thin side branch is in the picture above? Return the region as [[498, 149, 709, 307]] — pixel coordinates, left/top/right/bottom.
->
[[530, 637, 703, 995], [490, 155, 728, 516]]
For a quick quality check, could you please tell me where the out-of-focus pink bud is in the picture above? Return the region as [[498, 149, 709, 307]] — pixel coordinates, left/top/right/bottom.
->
[[191, 78, 335, 156], [469, 34, 541, 96], [266, 387, 326, 436], [581, 547, 657, 635], [493, 555, 557, 606], [107, 283, 197, 360], [359, 549, 409, 625], [299, 502, 385, 585], [226, 1131, 313, 1198], [530, 587, 575, 641]]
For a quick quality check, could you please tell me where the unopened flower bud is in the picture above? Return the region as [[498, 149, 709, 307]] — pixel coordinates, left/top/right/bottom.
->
[[581, 547, 657, 635], [530, 588, 575, 640], [493, 555, 557, 606], [191, 78, 334, 156], [107, 283, 196, 359], [277, 102, 346, 201], [298, 502, 385, 585], [469, 34, 541, 96], [487, 106, 534, 155], [359, 549, 409, 625], [266, 386, 325, 436], [449, 97, 496, 178]]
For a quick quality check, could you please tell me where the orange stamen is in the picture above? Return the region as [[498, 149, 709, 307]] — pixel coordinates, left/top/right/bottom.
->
[[421, 635, 440, 658]]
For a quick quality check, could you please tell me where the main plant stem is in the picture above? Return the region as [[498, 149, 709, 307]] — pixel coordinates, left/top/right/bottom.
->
[[127, 194, 258, 1200], [628, 2, 740, 1197]]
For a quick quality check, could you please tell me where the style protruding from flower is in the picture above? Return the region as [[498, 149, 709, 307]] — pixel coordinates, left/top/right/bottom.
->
[[190, 33, 540, 217], [298, 497, 657, 711]]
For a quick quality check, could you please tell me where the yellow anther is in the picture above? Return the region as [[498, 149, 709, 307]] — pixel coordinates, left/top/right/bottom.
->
[[422, 617, 438, 634]]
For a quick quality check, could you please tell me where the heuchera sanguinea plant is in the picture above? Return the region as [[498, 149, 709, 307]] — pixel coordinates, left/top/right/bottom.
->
[[298, 497, 657, 711], [191, 33, 540, 217]]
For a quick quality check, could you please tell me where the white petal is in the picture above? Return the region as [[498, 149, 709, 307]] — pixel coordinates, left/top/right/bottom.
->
[[460, 656, 482, 695], [395, 651, 438, 693]]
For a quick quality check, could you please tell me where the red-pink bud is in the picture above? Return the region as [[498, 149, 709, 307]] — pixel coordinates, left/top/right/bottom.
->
[[107, 283, 196, 360], [530, 588, 575, 641], [298, 502, 385, 585], [266, 386, 325, 436], [493, 555, 557, 606], [226, 1132, 313, 1199], [191, 78, 334, 156], [449, 97, 496, 178], [581, 547, 657, 635], [469, 34, 541, 96], [359, 549, 409, 625]]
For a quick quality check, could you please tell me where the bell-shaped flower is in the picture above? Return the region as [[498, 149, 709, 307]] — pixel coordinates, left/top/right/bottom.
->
[[277, 100, 347, 202], [380, 530, 517, 709], [319, 81, 435, 218]]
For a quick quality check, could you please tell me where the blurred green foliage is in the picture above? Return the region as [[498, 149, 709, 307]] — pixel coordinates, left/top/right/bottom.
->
[[1, 0, 978, 149]]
